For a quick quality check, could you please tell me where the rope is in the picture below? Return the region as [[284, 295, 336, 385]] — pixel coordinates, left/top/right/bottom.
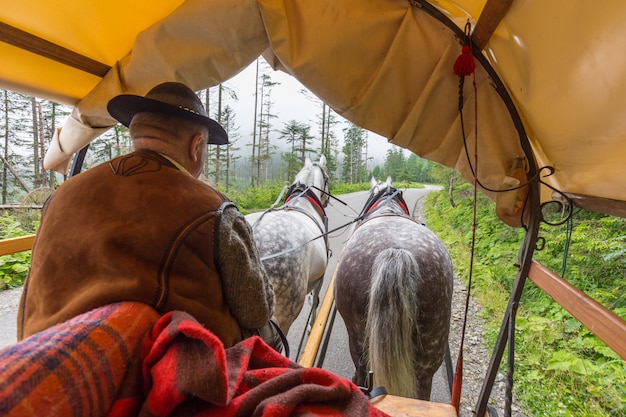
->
[[451, 21, 477, 415], [505, 301, 518, 417], [561, 214, 574, 278], [258, 187, 400, 262]]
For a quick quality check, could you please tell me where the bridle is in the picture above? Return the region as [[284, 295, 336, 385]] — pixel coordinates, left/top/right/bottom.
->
[[285, 162, 329, 207]]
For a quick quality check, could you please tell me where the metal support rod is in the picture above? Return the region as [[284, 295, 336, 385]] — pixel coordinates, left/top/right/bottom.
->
[[68, 145, 90, 177], [474, 178, 541, 416]]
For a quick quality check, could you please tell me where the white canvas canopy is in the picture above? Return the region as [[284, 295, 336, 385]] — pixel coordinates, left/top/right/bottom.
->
[[2, 0, 626, 220]]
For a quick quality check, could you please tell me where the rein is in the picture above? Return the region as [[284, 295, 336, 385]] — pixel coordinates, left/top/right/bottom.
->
[[256, 185, 413, 262], [257, 188, 361, 262]]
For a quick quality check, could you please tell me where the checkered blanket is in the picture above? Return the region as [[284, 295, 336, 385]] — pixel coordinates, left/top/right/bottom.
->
[[1, 302, 388, 417]]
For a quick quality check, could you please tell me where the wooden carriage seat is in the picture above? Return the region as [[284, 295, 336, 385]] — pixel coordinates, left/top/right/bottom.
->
[[373, 394, 458, 417]]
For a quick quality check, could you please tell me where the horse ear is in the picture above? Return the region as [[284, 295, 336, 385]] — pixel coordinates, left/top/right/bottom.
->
[[319, 155, 327, 167], [386, 176, 393, 186], [371, 177, 378, 188], [305, 157, 312, 165]]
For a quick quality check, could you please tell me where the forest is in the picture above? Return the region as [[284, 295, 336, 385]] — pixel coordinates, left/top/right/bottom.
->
[[1, 60, 442, 206]]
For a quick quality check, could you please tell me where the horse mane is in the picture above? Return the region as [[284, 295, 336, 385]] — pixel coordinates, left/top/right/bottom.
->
[[294, 164, 313, 186]]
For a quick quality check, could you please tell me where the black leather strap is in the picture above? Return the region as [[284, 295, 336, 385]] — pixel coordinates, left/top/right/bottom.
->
[[269, 319, 290, 358], [360, 385, 388, 400]]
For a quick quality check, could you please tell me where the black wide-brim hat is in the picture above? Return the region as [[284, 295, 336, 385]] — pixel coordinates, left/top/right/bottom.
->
[[107, 82, 229, 145]]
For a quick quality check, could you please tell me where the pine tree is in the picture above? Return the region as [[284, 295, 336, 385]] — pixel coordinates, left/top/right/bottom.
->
[[383, 146, 406, 181], [317, 102, 339, 180], [341, 124, 368, 183], [279, 120, 315, 181], [256, 73, 279, 184], [208, 105, 241, 190], [38, 100, 72, 187]]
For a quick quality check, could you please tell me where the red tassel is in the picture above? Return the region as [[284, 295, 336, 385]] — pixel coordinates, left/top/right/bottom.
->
[[450, 355, 463, 415], [453, 45, 475, 76]]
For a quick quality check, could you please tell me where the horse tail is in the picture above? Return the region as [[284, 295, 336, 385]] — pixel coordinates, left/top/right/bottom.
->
[[365, 247, 420, 398]]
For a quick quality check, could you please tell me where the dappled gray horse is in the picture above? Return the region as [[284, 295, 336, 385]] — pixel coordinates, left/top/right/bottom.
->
[[246, 156, 329, 336], [334, 177, 453, 400]]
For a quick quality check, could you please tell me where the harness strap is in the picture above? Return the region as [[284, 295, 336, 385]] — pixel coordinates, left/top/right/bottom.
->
[[364, 386, 388, 400], [285, 194, 326, 219], [269, 319, 290, 358], [258, 193, 330, 262], [366, 198, 409, 215]]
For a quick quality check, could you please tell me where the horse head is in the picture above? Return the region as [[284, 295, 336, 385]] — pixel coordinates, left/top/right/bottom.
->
[[362, 176, 409, 218], [312, 155, 329, 207], [369, 176, 392, 196], [290, 156, 329, 209]]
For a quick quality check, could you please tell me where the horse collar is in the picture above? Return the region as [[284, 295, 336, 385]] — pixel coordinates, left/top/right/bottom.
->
[[285, 188, 327, 219], [367, 198, 409, 215], [362, 187, 409, 217]]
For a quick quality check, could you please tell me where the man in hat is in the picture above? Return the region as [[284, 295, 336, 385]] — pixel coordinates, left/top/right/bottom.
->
[[17, 82, 281, 351]]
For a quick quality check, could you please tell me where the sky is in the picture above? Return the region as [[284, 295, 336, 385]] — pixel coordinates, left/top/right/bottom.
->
[[218, 59, 398, 169]]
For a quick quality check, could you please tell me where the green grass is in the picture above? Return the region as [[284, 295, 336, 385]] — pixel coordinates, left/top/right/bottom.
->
[[0, 213, 35, 290], [425, 184, 626, 416]]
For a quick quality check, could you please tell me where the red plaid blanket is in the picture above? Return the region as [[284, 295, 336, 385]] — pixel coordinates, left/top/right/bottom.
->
[[1, 302, 389, 417], [1, 302, 159, 417]]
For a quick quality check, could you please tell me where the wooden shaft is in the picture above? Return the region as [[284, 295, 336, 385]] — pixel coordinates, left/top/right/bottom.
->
[[298, 271, 336, 368]]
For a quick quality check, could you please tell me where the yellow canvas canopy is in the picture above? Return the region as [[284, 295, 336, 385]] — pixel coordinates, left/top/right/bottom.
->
[[3, 3, 626, 415], [2, 0, 626, 219]]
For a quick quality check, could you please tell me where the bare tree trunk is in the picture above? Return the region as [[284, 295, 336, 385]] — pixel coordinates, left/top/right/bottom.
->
[[256, 75, 264, 185], [359, 137, 369, 173], [225, 143, 230, 192], [448, 175, 456, 207], [321, 104, 327, 155], [48, 102, 57, 186], [31, 97, 40, 187], [214, 85, 223, 186], [325, 105, 331, 155], [2, 90, 8, 204], [0, 154, 30, 193], [37, 101, 46, 188], [251, 59, 259, 187], [203, 89, 211, 181]]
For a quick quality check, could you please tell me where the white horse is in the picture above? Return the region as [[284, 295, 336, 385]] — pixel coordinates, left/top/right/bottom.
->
[[245, 156, 330, 336]]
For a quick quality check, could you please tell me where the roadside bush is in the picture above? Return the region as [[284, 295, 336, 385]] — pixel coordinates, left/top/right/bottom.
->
[[0, 213, 35, 290]]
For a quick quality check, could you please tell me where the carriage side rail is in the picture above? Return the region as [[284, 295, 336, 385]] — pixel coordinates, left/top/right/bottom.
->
[[0, 234, 35, 256], [528, 260, 626, 361]]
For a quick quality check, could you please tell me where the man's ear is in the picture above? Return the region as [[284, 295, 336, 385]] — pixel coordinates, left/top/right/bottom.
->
[[189, 133, 203, 162]]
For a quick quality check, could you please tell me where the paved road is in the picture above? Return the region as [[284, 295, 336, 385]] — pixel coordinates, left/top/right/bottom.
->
[[0, 185, 452, 403], [0, 286, 21, 349]]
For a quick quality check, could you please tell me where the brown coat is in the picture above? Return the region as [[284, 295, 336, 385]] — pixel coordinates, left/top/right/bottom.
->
[[18, 150, 274, 347]]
